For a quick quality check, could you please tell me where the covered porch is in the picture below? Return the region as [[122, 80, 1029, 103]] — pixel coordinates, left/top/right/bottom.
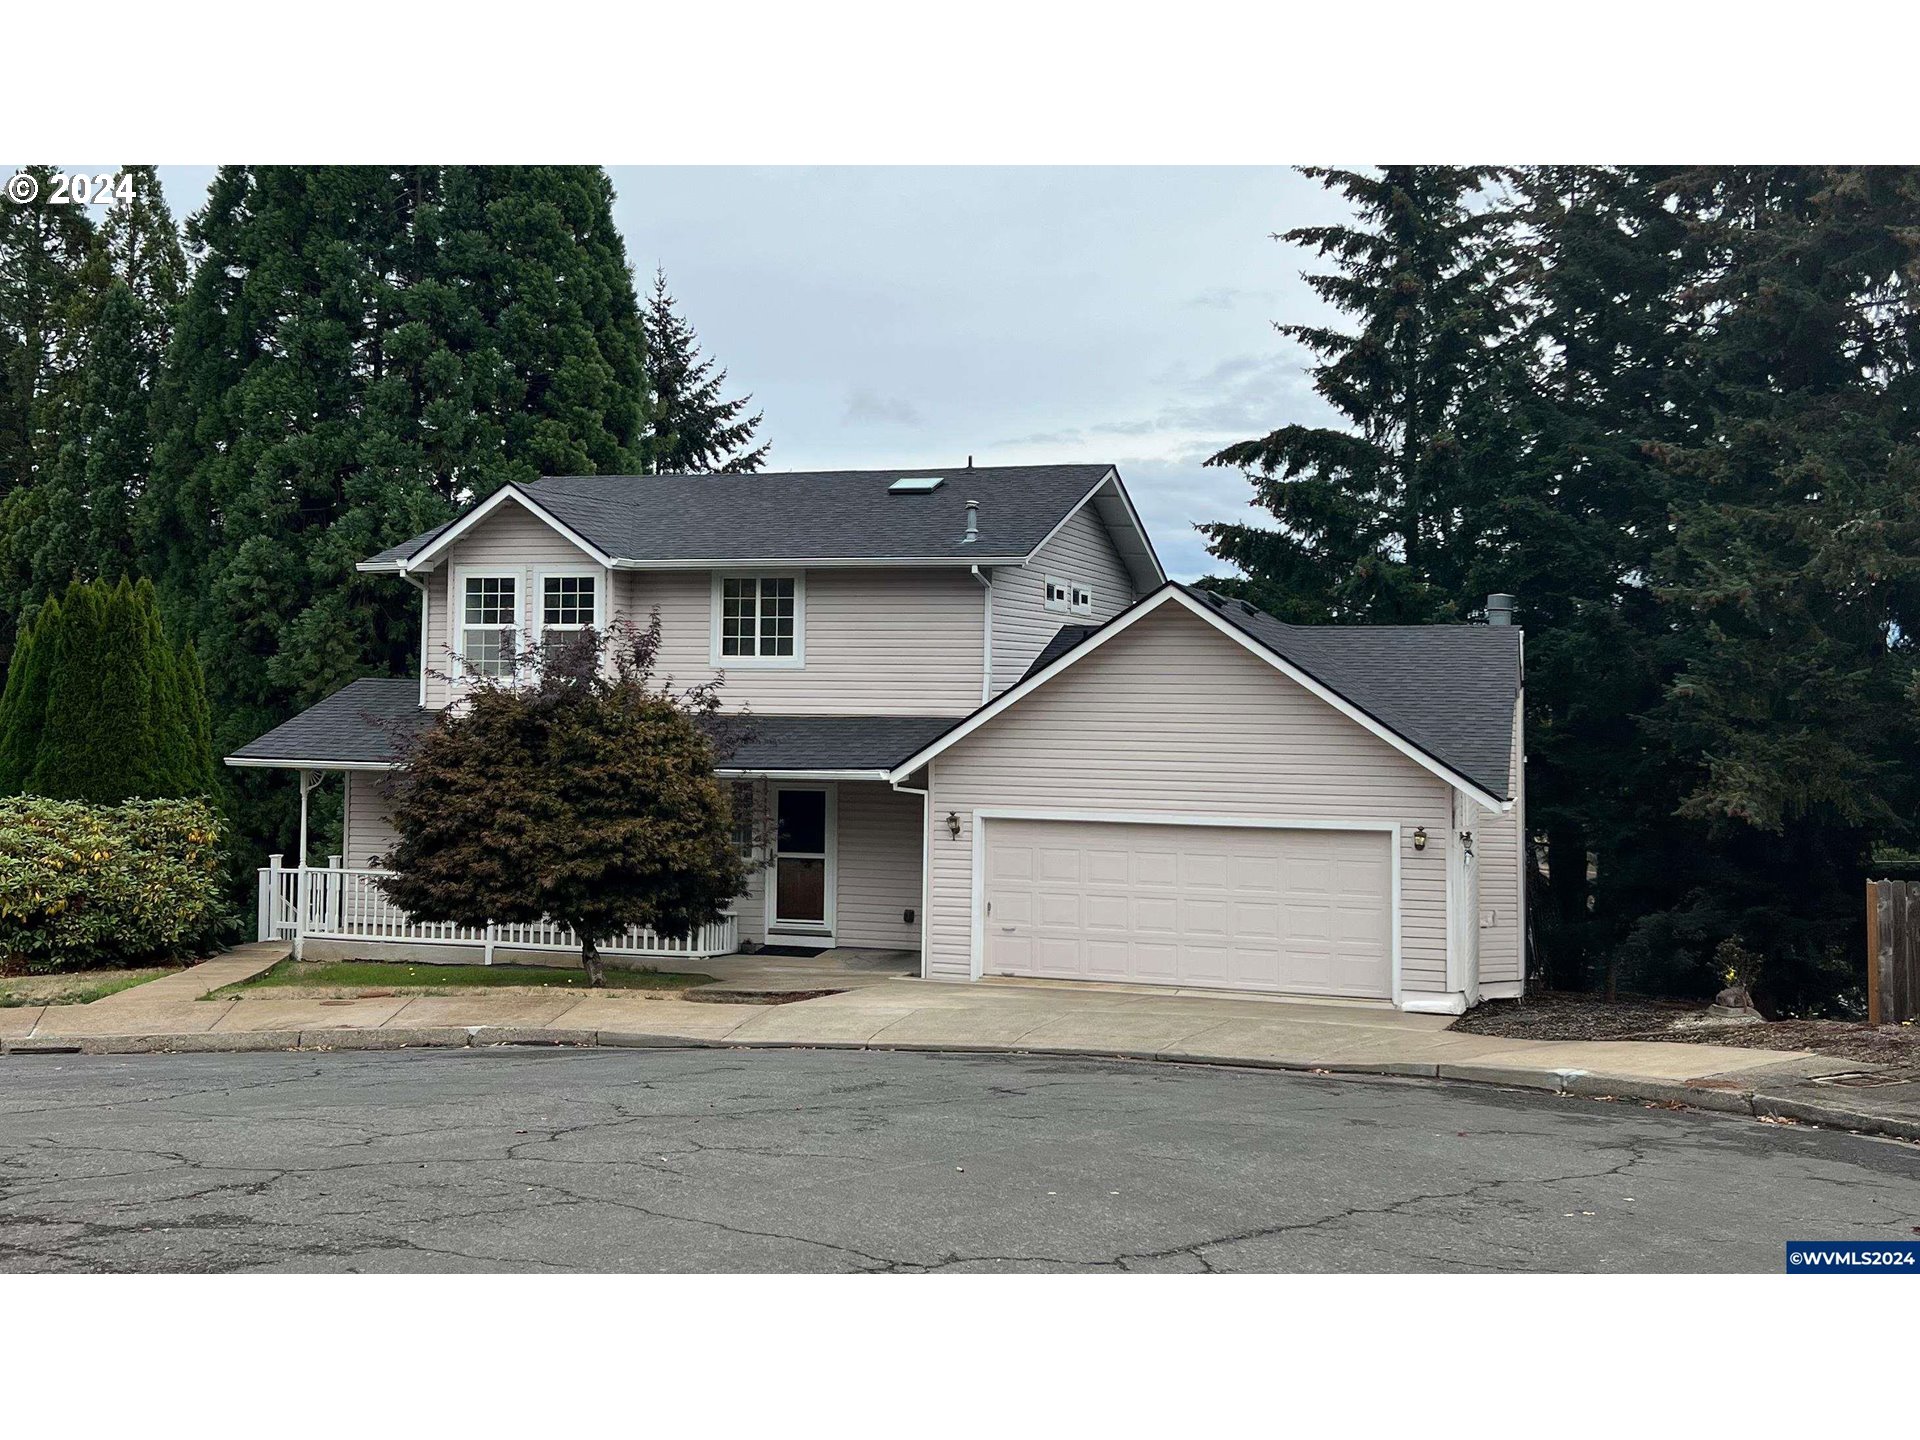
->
[[227, 682, 946, 968]]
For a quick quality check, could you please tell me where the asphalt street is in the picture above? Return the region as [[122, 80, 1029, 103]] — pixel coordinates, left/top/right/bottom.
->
[[1, 1047, 1914, 1272]]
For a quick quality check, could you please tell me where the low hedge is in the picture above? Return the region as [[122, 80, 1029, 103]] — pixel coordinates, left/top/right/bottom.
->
[[0, 796, 228, 974]]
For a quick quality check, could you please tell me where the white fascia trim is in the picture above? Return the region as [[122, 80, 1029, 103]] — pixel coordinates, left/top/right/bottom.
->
[[614, 554, 1030, 570], [714, 768, 888, 781], [886, 585, 1508, 812], [966, 808, 1403, 1003], [224, 758, 398, 772], [1019, 469, 1166, 591], [388, 485, 619, 574]]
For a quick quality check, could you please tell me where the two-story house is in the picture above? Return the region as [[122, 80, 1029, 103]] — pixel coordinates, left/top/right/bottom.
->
[[230, 463, 1526, 1012]]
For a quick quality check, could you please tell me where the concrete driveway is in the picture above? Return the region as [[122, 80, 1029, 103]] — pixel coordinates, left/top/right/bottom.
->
[[2, 1048, 1914, 1273]]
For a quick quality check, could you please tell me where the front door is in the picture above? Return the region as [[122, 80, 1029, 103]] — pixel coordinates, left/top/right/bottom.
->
[[772, 786, 832, 932]]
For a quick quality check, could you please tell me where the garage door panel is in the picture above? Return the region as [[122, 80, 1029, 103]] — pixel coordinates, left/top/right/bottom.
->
[[985, 819, 1392, 999], [1132, 896, 1179, 932]]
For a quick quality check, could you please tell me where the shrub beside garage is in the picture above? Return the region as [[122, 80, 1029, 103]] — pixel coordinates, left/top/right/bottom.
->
[[0, 797, 229, 974]]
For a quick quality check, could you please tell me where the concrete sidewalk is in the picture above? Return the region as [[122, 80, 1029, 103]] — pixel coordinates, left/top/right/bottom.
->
[[6, 945, 1918, 1142]]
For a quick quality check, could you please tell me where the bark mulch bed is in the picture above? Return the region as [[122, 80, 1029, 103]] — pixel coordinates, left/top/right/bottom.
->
[[1452, 991, 1920, 1078]]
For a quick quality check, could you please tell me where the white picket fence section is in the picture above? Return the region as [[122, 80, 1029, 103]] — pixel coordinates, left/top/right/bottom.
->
[[255, 856, 737, 961]]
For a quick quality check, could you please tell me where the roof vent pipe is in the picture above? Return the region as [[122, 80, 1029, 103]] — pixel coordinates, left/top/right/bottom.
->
[[962, 499, 979, 544], [1486, 593, 1515, 626]]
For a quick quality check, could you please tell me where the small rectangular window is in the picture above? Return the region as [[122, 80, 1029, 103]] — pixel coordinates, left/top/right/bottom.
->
[[1070, 584, 1094, 616], [1044, 577, 1070, 613], [461, 575, 517, 677], [719, 576, 797, 658], [542, 574, 595, 630], [731, 782, 757, 860]]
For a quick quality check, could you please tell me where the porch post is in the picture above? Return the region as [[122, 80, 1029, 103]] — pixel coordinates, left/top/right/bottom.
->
[[327, 854, 344, 933]]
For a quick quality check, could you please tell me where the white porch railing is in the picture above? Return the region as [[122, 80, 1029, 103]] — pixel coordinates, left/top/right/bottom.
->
[[255, 855, 738, 961]]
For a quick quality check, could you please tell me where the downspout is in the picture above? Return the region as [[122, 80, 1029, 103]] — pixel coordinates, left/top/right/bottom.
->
[[971, 565, 993, 703]]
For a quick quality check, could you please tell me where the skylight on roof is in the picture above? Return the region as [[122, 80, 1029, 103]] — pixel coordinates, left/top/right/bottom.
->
[[888, 476, 944, 494]]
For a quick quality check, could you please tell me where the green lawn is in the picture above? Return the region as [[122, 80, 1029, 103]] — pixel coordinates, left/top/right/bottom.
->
[[216, 959, 713, 997], [0, 968, 177, 1008]]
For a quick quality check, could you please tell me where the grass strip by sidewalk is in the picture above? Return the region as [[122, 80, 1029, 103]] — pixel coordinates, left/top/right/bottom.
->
[[0, 968, 179, 1008], [211, 959, 714, 998]]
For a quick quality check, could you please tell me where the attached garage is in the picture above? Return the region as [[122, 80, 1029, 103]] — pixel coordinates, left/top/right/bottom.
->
[[982, 817, 1394, 998], [893, 584, 1524, 1014]]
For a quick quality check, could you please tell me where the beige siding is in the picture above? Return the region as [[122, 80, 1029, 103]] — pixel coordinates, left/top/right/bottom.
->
[[613, 567, 983, 716], [834, 781, 924, 950], [343, 772, 402, 868], [1475, 694, 1526, 988], [924, 603, 1456, 994], [731, 777, 769, 946], [424, 503, 611, 710], [990, 502, 1137, 694]]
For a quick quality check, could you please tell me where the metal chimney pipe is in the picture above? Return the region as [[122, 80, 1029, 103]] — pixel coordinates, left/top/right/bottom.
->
[[1486, 593, 1515, 626], [962, 499, 979, 544]]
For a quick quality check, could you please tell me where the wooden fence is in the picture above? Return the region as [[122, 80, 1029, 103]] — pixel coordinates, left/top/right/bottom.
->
[[1866, 879, 1919, 1025]]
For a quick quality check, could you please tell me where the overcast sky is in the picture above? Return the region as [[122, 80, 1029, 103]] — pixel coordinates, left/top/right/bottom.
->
[[146, 166, 1344, 579]]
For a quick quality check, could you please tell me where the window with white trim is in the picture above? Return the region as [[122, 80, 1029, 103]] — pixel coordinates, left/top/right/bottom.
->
[[460, 574, 519, 677], [540, 573, 596, 633], [1044, 576, 1070, 613], [718, 576, 798, 660], [730, 781, 757, 861], [1070, 584, 1094, 616]]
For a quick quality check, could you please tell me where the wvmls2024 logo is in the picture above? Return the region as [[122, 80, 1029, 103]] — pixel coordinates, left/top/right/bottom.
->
[[1786, 1241, 1919, 1273]]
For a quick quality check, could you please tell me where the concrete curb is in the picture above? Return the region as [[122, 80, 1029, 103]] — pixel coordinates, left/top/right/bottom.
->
[[5, 1027, 1913, 1144]]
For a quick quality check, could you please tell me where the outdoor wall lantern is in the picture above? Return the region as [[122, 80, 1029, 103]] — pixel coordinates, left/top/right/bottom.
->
[[1412, 826, 1428, 851], [946, 811, 962, 839]]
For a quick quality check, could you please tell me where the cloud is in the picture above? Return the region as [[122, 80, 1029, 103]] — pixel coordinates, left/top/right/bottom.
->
[[1186, 285, 1279, 311], [843, 388, 923, 426]]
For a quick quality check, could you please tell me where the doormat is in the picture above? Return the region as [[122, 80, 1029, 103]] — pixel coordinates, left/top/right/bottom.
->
[[756, 944, 832, 958]]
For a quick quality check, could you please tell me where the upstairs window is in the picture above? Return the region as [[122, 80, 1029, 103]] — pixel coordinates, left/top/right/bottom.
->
[[541, 574, 596, 632], [1044, 577, 1071, 613], [460, 573, 518, 678], [1071, 584, 1094, 616], [716, 575, 801, 664]]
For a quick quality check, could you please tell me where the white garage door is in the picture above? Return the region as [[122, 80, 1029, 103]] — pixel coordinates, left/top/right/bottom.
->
[[983, 818, 1392, 999]]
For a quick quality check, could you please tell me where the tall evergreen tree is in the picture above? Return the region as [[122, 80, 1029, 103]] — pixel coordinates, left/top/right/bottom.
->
[[1476, 166, 1711, 989], [1201, 167, 1517, 623], [0, 576, 214, 801], [0, 169, 105, 658], [141, 165, 651, 864], [639, 266, 768, 473], [1639, 166, 1920, 1010], [0, 589, 55, 793]]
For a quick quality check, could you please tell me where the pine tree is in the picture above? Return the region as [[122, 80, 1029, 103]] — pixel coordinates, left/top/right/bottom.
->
[[0, 589, 55, 792], [1478, 166, 1712, 989], [141, 165, 652, 863], [99, 165, 187, 374], [1641, 165, 1920, 1011], [0, 169, 105, 658], [640, 267, 768, 473], [0, 577, 213, 801], [1201, 167, 1517, 623]]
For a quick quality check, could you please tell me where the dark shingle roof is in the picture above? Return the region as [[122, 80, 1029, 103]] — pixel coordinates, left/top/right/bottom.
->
[[228, 682, 954, 775], [1021, 624, 1099, 684], [1175, 584, 1522, 799], [554, 463, 1110, 562], [226, 679, 427, 767], [363, 464, 1120, 568], [710, 715, 957, 772]]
